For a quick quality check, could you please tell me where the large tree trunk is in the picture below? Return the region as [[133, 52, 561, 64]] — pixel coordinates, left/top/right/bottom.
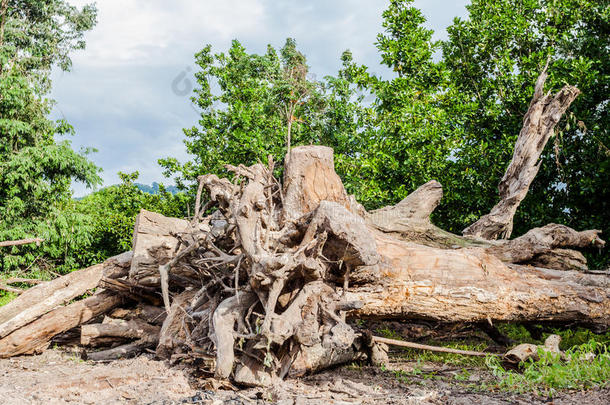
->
[[347, 230, 610, 324]]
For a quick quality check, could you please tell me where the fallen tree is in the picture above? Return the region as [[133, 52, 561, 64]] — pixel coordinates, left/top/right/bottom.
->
[[0, 69, 607, 387]]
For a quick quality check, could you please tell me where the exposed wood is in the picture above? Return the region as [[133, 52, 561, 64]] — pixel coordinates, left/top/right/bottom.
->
[[463, 67, 581, 240], [366, 180, 486, 249], [367, 181, 604, 270], [282, 145, 364, 224], [347, 230, 610, 325], [81, 318, 160, 346], [373, 335, 496, 357], [0, 252, 132, 338], [3, 278, 44, 285], [0, 237, 44, 247], [0, 291, 124, 357], [129, 209, 194, 286], [503, 335, 563, 368], [108, 304, 167, 325], [486, 224, 605, 265]]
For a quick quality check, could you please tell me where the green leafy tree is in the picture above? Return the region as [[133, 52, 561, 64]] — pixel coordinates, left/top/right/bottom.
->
[[441, 0, 609, 265], [338, 0, 461, 211], [342, 0, 608, 266], [0, 0, 101, 274], [160, 39, 361, 189], [74, 172, 190, 265]]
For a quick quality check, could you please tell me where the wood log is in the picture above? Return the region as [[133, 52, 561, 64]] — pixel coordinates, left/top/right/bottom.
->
[[0, 251, 131, 339], [81, 318, 160, 346], [109, 304, 167, 325], [463, 67, 581, 240], [346, 229, 610, 325], [0, 237, 44, 247], [0, 291, 124, 357], [84, 339, 155, 362]]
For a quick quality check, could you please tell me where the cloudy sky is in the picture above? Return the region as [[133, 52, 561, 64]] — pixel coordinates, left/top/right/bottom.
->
[[51, 0, 469, 196]]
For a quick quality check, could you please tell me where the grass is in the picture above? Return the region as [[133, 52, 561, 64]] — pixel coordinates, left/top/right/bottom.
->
[[498, 323, 610, 349], [485, 340, 610, 396], [395, 342, 489, 367], [0, 291, 17, 307], [377, 323, 610, 396]]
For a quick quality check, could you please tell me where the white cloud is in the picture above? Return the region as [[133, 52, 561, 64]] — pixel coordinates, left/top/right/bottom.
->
[[69, 0, 265, 67]]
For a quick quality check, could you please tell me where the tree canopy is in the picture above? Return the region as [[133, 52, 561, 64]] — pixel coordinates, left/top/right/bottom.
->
[[166, 0, 609, 266], [0, 0, 100, 272]]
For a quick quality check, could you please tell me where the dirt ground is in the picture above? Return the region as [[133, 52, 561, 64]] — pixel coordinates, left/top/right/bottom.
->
[[0, 349, 608, 404]]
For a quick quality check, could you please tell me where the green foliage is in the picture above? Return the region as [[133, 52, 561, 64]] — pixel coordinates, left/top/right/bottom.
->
[[441, 0, 610, 265], [74, 172, 191, 265], [160, 38, 366, 192], [499, 323, 610, 348], [0, 0, 101, 275], [486, 341, 610, 396], [0, 291, 17, 307], [337, 0, 462, 209], [396, 342, 489, 367]]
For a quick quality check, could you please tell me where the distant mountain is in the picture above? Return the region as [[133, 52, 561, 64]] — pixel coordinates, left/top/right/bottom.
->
[[135, 182, 180, 195]]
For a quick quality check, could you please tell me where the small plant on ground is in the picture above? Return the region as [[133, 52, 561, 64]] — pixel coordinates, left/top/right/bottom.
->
[[485, 340, 610, 396]]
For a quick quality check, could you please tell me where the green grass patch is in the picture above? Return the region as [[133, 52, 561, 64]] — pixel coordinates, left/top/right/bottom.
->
[[0, 291, 18, 307], [485, 340, 610, 396], [498, 324, 610, 349]]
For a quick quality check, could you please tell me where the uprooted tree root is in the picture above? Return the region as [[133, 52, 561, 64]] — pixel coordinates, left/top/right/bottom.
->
[[138, 158, 376, 385]]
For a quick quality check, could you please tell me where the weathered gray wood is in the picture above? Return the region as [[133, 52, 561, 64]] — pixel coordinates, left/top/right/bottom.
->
[[347, 229, 610, 325], [283, 145, 364, 224], [84, 339, 155, 362], [81, 318, 160, 346], [129, 209, 196, 286], [463, 68, 581, 240]]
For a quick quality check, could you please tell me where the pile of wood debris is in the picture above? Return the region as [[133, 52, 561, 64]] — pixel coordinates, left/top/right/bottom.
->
[[0, 68, 608, 387]]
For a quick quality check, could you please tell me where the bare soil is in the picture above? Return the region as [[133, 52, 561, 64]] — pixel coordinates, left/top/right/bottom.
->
[[0, 349, 608, 404]]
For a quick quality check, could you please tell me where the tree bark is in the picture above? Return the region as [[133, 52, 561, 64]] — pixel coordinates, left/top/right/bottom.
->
[[346, 229, 610, 325], [0, 291, 124, 357], [463, 67, 581, 240], [0, 251, 131, 338], [81, 318, 160, 346]]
